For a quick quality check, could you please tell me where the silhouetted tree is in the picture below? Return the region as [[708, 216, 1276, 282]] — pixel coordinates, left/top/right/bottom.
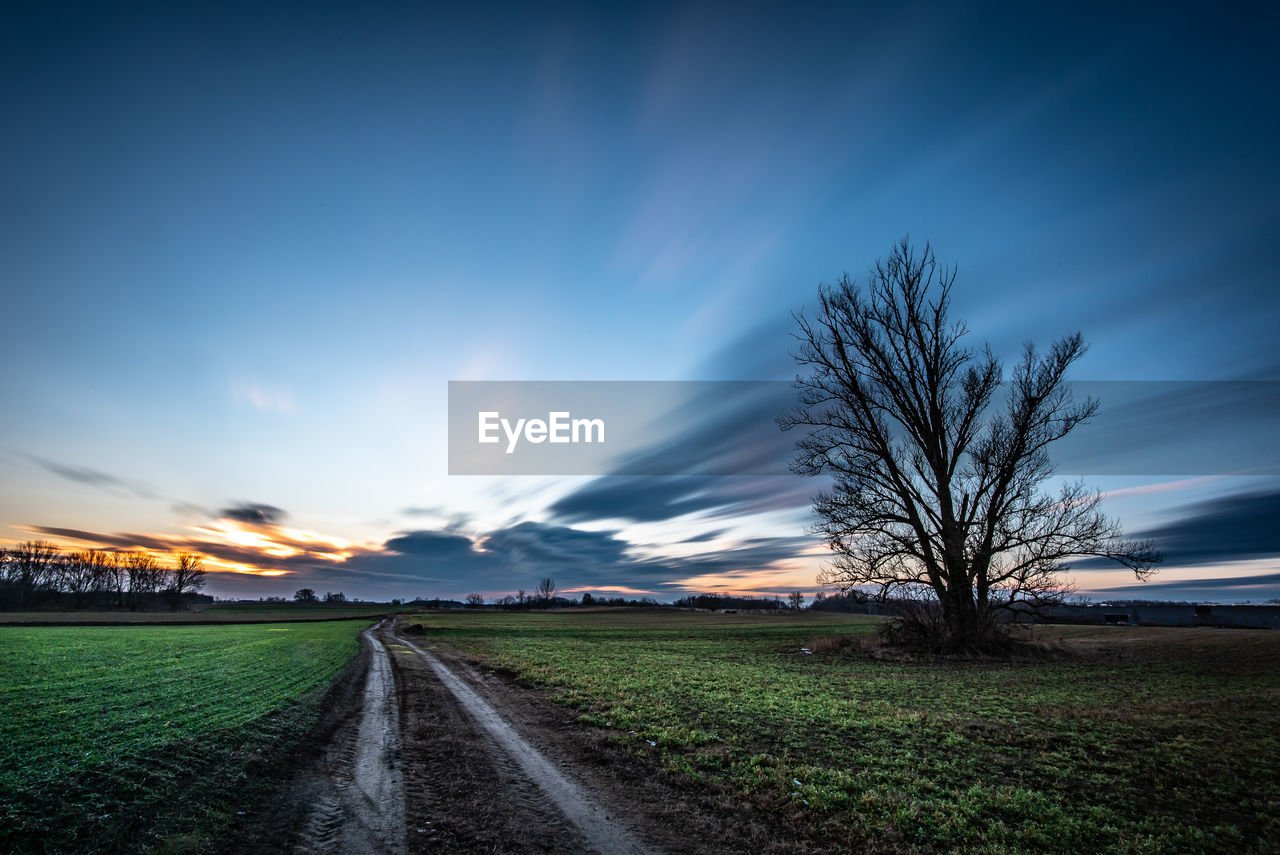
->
[[123, 553, 166, 610], [84, 550, 117, 607], [536, 577, 557, 604], [788, 591, 805, 611], [3, 541, 60, 609], [323, 591, 346, 603], [62, 551, 97, 607], [167, 553, 207, 609], [294, 588, 318, 602], [781, 237, 1160, 652], [465, 592, 485, 608]]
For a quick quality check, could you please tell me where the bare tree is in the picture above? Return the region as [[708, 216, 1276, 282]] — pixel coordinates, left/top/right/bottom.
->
[[465, 592, 485, 608], [104, 552, 127, 608], [63, 551, 98, 607], [788, 591, 805, 611], [123, 553, 166, 610], [780, 238, 1160, 652], [4, 541, 61, 610], [294, 588, 318, 602], [516, 589, 527, 607], [323, 591, 347, 603], [535, 577, 557, 604], [84, 550, 117, 607], [167, 553, 207, 609]]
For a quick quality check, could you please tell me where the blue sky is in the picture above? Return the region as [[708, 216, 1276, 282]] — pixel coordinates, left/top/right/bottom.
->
[[2, 1, 1278, 601]]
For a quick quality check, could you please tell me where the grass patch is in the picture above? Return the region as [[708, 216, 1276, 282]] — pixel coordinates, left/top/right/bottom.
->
[[405, 609, 1280, 854], [200, 602, 414, 617], [0, 620, 368, 853], [0, 603, 413, 624]]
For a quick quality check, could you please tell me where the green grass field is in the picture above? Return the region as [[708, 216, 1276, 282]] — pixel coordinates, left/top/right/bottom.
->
[[0, 620, 368, 853], [200, 601, 415, 615], [0, 602, 412, 624], [405, 609, 1280, 854]]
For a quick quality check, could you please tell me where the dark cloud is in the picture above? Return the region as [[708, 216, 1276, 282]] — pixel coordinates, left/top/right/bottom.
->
[[483, 521, 811, 591], [545, 374, 816, 525], [23, 455, 157, 499], [219, 502, 287, 525], [18, 516, 814, 601], [547, 377, 1279, 529], [550, 477, 734, 523], [26, 526, 170, 552], [1132, 488, 1280, 566], [1090, 572, 1280, 601], [345, 521, 812, 597], [354, 523, 654, 592], [482, 522, 627, 564], [541, 319, 826, 526], [550, 473, 814, 525], [383, 530, 476, 558]]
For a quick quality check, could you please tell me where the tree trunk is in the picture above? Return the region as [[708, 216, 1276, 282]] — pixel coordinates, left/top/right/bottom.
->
[[940, 588, 994, 652]]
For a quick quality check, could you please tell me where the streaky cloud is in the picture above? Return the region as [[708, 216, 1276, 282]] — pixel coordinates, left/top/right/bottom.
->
[[1133, 488, 1280, 566], [1091, 571, 1280, 599], [22, 454, 158, 500]]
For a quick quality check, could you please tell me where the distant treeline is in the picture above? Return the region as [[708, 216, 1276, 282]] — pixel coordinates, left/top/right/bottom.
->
[[807, 591, 880, 613], [0, 540, 208, 611], [672, 592, 882, 612], [450, 578, 663, 610], [446, 590, 870, 612], [671, 593, 789, 611], [449, 592, 663, 610]]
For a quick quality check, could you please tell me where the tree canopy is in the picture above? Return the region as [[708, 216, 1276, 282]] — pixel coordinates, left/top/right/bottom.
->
[[781, 238, 1160, 651]]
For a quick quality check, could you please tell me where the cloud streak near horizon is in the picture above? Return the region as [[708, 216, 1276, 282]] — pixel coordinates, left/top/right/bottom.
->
[[20, 477, 1280, 602], [1133, 489, 1280, 567], [19, 504, 818, 600]]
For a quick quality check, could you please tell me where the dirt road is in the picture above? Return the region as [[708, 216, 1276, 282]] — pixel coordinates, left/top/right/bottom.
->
[[227, 619, 809, 854], [233, 620, 659, 854], [394, 633, 646, 854], [291, 626, 406, 855]]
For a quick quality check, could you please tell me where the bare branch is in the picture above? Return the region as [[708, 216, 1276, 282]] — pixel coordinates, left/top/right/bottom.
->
[[784, 238, 1161, 651]]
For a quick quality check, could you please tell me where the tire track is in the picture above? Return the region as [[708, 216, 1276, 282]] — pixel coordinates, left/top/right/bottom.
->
[[393, 632, 648, 855], [294, 623, 406, 855]]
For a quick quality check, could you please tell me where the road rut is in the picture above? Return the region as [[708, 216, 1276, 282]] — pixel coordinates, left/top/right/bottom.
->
[[394, 632, 648, 855], [292, 623, 406, 855]]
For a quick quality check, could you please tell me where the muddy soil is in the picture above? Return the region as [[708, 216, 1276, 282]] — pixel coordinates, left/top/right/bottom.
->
[[226, 619, 837, 854], [290, 628, 405, 854]]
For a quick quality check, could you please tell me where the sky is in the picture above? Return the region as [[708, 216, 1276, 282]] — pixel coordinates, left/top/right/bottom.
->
[[2, 0, 1278, 603]]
